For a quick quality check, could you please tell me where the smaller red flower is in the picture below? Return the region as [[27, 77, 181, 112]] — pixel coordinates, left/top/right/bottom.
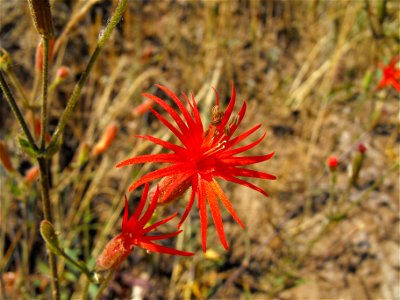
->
[[327, 155, 338, 172], [377, 56, 400, 92], [96, 184, 193, 271]]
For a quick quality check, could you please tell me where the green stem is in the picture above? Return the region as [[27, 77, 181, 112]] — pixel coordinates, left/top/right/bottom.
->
[[81, 278, 91, 300], [40, 38, 50, 150], [48, 0, 129, 150], [0, 72, 38, 150], [93, 269, 116, 300], [38, 158, 60, 300], [59, 248, 99, 283]]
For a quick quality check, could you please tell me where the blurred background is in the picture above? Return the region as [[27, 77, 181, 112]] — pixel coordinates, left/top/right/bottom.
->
[[0, 0, 399, 299]]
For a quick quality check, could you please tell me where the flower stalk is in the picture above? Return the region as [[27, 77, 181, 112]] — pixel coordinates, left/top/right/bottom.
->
[[38, 157, 60, 300], [40, 38, 50, 150]]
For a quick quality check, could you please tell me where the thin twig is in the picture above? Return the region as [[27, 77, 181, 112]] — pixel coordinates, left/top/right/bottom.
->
[[0, 72, 38, 150], [49, 0, 129, 150], [40, 38, 50, 150], [38, 158, 60, 300]]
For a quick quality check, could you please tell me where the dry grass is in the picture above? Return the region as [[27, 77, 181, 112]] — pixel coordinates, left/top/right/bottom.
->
[[0, 0, 399, 299]]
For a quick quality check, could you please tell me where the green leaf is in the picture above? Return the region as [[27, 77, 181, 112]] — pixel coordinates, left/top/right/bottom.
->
[[18, 137, 41, 158]]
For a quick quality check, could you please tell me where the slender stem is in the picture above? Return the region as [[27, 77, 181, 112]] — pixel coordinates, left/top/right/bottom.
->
[[40, 38, 50, 150], [81, 278, 91, 300], [59, 248, 98, 283], [38, 157, 60, 300], [49, 0, 129, 149], [93, 269, 116, 300], [0, 72, 38, 149]]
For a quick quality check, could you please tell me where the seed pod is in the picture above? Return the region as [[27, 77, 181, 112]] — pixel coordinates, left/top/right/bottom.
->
[[27, 0, 55, 38]]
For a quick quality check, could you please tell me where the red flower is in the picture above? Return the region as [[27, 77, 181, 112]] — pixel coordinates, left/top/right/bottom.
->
[[327, 155, 338, 172], [117, 83, 276, 251], [377, 56, 400, 92], [96, 184, 193, 271]]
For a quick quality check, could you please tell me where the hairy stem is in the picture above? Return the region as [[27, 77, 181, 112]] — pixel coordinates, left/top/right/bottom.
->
[[38, 157, 60, 300], [40, 38, 50, 150], [49, 0, 129, 149]]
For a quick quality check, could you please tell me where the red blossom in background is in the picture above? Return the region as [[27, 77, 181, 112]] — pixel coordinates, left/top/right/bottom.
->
[[117, 83, 276, 251], [377, 56, 400, 92], [327, 155, 339, 172], [96, 184, 193, 271]]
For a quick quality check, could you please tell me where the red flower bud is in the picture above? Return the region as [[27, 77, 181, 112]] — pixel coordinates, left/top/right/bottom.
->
[[327, 155, 338, 171], [56, 66, 70, 79], [0, 140, 14, 172], [357, 143, 367, 154], [25, 166, 40, 183], [35, 38, 55, 72], [91, 122, 118, 156], [33, 117, 51, 143]]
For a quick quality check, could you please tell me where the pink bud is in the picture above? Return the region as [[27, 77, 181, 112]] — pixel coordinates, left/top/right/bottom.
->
[[56, 66, 70, 79]]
